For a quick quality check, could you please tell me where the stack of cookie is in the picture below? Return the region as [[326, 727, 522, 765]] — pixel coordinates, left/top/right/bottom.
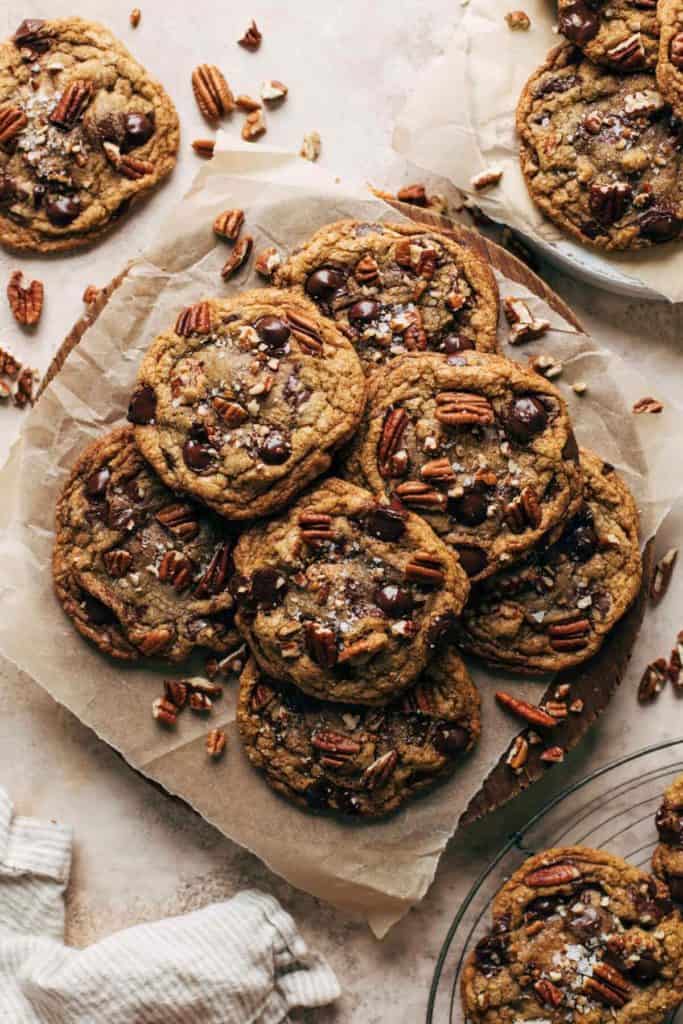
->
[[53, 219, 642, 819], [516, 0, 683, 251]]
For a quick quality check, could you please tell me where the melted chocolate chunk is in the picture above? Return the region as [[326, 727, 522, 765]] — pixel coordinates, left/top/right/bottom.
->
[[305, 778, 333, 810], [45, 195, 81, 227], [454, 544, 488, 577], [85, 467, 110, 499], [639, 207, 683, 242], [258, 432, 292, 465], [474, 932, 508, 976], [449, 490, 488, 526], [183, 438, 213, 472], [305, 266, 346, 300], [558, 0, 600, 45], [374, 583, 414, 618], [122, 111, 155, 151], [433, 721, 468, 755], [348, 299, 381, 324], [503, 395, 548, 444], [251, 567, 287, 608], [255, 315, 291, 349], [127, 384, 157, 425], [442, 333, 475, 354], [81, 592, 116, 625], [365, 505, 407, 541]]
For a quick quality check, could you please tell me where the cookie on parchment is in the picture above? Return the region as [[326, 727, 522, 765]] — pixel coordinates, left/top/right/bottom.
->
[[657, 0, 683, 115], [517, 44, 683, 251], [237, 651, 480, 818], [53, 426, 237, 662], [462, 846, 683, 1024], [274, 219, 500, 370], [343, 351, 582, 583], [558, 0, 659, 70], [232, 478, 470, 706], [458, 449, 641, 674], [0, 17, 179, 252], [653, 773, 683, 901], [130, 290, 366, 521]]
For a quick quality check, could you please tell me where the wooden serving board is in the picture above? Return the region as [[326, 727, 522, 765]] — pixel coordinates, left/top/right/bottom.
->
[[40, 209, 653, 830]]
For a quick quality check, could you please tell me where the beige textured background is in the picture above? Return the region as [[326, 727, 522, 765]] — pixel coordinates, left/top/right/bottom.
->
[[0, 1, 682, 1020]]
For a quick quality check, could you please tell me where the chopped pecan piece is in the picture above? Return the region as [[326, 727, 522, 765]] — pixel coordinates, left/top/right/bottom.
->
[[285, 309, 323, 354], [671, 32, 683, 68], [175, 301, 211, 336], [305, 622, 338, 667], [221, 235, 253, 279], [137, 626, 174, 656], [607, 33, 645, 68], [152, 696, 177, 726], [354, 254, 380, 284], [495, 691, 558, 729], [192, 64, 234, 120], [405, 551, 445, 585], [311, 730, 361, 758], [130, 8, 141, 27], [103, 549, 133, 578], [435, 390, 494, 425], [300, 131, 321, 161], [633, 395, 663, 414], [420, 457, 456, 485], [547, 617, 591, 651], [505, 10, 531, 29], [534, 979, 563, 1006], [13, 366, 37, 408], [299, 512, 335, 544], [189, 691, 212, 713], [213, 397, 249, 426], [506, 735, 529, 773], [13, 19, 49, 51], [82, 284, 100, 305], [261, 80, 288, 103], [504, 486, 542, 532], [395, 480, 447, 511], [164, 680, 189, 709], [155, 502, 200, 539], [0, 346, 22, 378], [651, 547, 678, 605], [0, 104, 27, 145], [402, 308, 427, 349], [7, 271, 43, 326], [158, 550, 195, 592], [251, 682, 274, 711], [236, 94, 262, 112], [242, 109, 266, 141], [397, 183, 428, 206], [543, 700, 568, 719], [471, 168, 503, 190], [540, 745, 565, 763], [191, 678, 223, 698], [338, 632, 389, 665], [363, 750, 398, 790], [238, 19, 262, 50], [524, 862, 580, 886], [589, 181, 632, 225], [638, 659, 668, 702], [49, 80, 93, 129], [113, 151, 154, 180], [194, 543, 231, 596], [378, 408, 409, 477], [255, 246, 281, 278], [206, 728, 226, 759], [213, 208, 244, 241], [192, 138, 215, 158], [503, 296, 550, 345], [569, 698, 584, 713]]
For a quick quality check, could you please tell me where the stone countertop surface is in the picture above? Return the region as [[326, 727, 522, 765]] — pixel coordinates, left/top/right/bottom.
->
[[1, 1, 682, 1021]]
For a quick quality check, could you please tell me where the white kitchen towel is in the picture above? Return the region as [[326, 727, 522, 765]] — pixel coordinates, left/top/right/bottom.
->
[[0, 788, 340, 1023]]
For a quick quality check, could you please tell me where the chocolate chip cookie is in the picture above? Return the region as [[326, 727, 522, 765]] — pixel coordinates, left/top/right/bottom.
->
[[517, 44, 683, 251], [657, 0, 683, 115], [53, 425, 237, 662], [273, 220, 500, 371], [653, 774, 683, 902], [462, 846, 683, 1024], [558, 0, 659, 70], [458, 449, 641, 673], [131, 290, 366, 521], [237, 650, 480, 817], [0, 18, 179, 252], [232, 478, 469, 706], [344, 351, 582, 584]]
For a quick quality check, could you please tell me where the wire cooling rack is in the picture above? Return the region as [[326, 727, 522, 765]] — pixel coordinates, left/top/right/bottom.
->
[[427, 739, 683, 1024]]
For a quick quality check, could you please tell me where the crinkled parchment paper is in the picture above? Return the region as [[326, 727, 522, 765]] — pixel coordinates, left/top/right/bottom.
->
[[0, 139, 680, 937], [393, 0, 683, 300]]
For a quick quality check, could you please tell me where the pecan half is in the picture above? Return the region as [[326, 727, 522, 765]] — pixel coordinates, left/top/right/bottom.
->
[[7, 271, 43, 326], [583, 975, 627, 1008], [435, 391, 494, 426], [633, 395, 663, 414], [155, 502, 200, 540], [213, 397, 249, 426], [506, 735, 529, 773], [420, 457, 456, 486], [194, 543, 231, 596], [103, 549, 133, 578], [363, 749, 398, 790], [592, 962, 632, 1003], [221, 235, 253, 279], [534, 979, 563, 1007], [159, 550, 195, 592], [547, 617, 591, 651], [238, 19, 262, 50], [338, 632, 389, 665], [164, 679, 189, 709], [0, 105, 27, 145], [175, 301, 211, 336], [286, 310, 323, 354], [192, 138, 215, 158], [495, 691, 558, 729], [395, 480, 447, 511], [49, 80, 93, 129], [397, 183, 427, 206], [504, 486, 542, 532], [192, 64, 234, 120], [214, 208, 244, 241], [378, 408, 409, 477], [355, 254, 380, 284], [311, 730, 361, 757], [405, 551, 445, 585], [607, 33, 645, 68], [524, 862, 581, 887], [152, 696, 177, 726], [305, 622, 338, 667], [299, 512, 335, 544], [206, 728, 226, 758], [104, 146, 154, 179]]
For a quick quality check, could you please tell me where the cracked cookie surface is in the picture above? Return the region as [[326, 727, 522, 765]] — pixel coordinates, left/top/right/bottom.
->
[[558, 0, 659, 70], [517, 44, 683, 251], [458, 449, 641, 673], [343, 350, 582, 583], [237, 651, 480, 818], [232, 477, 469, 705], [53, 425, 238, 662], [657, 0, 683, 116], [131, 290, 366, 521], [274, 219, 500, 371], [462, 845, 683, 1024], [653, 774, 683, 902], [0, 17, 179, 252]]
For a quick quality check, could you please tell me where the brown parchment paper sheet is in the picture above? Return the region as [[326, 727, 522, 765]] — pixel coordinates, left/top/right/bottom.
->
[[392, 0, 683, 300], [0, 139, 680, 938]]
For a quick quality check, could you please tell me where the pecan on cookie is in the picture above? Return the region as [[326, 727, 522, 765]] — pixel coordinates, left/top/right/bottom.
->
[[558, 0, 659, 70]]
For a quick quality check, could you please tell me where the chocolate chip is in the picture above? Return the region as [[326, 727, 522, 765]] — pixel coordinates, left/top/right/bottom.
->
[[454, 544, 487, 577], [503, 395, 548, 444], [0, 173, 15, 205], [127, 385, 157, 425], [305, 266, 346, 300], [85, 467, 110, 498], [365, 505, 407, 541], [258, 432, 291, 464], [348, 299, 381, 324], [562, 509, 598, 561], [473, 932, 508, 976], [433, 721, 468, 755], [335, 788, 362, 816], [251, 567, 287, 607], [526, 896, 561, 920], [427, 612, 458, 649], [668, 875, 683, 902], [45, 195, 81, 227], [639, 207, 683, 242], [442, 334, 474, 354], [183, 438, 213, 472], [122, 111, 155, 151], [631, 955, 660, 982], [374, 584, 414, 617], [562, 430, 579, 462], [305, 778, 332, 810], [81, 592, 116, 625], [449, 490, 488, 526], [558, 0, 600, 44], [534, 73, 580, 99], [13, 18, 50, 51], [255, 315, 291, 349]]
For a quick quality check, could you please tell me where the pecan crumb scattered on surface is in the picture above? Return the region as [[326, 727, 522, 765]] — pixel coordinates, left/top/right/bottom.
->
[[130, 8, 141, 27], [651, 547, 678, 605], [633, 395, 664, 414], [82, 284, 100, 305], [505, 10, 531, 29], [503, 296, 550, 345], [260, 80, 288, 104], [221, 235, 253, 279], [300, 131, 321, 161], [242, 109, 266, 141], [637, 658, 668, 703], [236, 94, 261, 112], [471, 168, 504, 190], [238, 20, 262, 50], [255, 246, 282, 278]]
